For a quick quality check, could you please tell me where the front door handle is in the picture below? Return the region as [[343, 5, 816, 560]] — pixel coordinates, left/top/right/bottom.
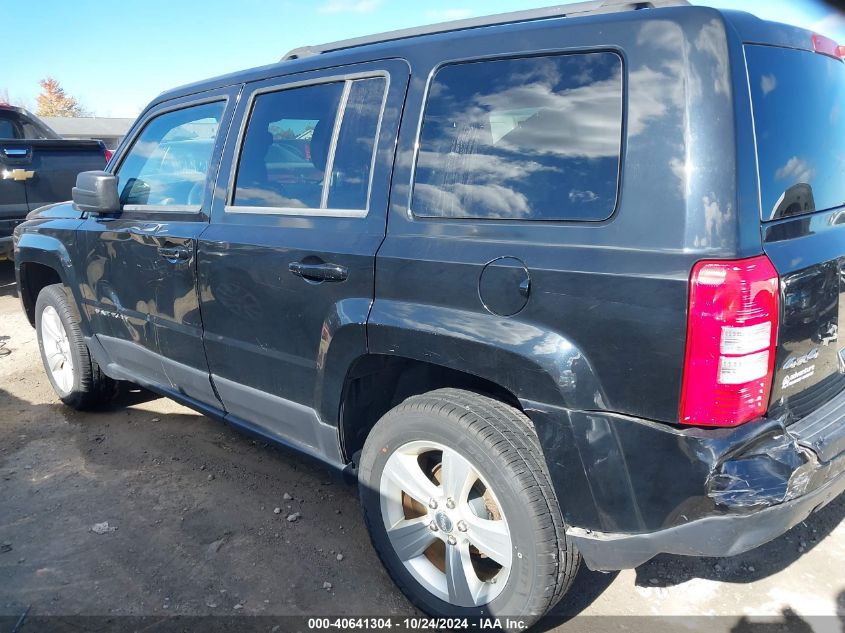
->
[[158, 245, 190, 262], [289, 260, 348, 283]]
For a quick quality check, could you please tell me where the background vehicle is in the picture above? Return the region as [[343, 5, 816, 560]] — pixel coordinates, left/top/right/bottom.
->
[[0, 105, 107, 259], [12, 0, 845, 625]]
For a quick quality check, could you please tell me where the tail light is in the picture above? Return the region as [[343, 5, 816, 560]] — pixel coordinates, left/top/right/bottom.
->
[[104, 149, 114, 164], [812, 33, 845, 60], [680, 255, 779, 427]]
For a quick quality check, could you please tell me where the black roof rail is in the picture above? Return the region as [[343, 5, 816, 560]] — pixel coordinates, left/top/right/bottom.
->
[[281, 0, 692, 61]]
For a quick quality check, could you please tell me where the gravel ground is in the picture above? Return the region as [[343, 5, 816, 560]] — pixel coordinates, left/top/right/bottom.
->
[[0, 260, 843, 632]]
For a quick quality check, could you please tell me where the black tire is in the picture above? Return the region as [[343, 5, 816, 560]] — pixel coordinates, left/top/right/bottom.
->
[[358, 388, 579, 625], [35, 284, 118, 410]]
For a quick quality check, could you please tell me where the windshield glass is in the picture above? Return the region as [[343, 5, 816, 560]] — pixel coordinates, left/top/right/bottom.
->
[[747, 45, 845, 220]]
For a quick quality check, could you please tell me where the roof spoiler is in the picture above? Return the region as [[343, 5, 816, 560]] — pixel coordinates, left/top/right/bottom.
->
[[281, 0, 691, 61]]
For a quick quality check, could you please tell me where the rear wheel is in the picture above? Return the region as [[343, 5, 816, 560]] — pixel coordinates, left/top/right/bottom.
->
[[35, 284, 118, 409], [358, 388, 579, 624]]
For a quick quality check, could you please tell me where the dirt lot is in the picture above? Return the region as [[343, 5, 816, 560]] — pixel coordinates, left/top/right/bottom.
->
[[0, 259, 844, 632]]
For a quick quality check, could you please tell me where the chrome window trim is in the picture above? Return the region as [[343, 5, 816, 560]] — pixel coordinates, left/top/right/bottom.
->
[[320, 80, 352, 210], [122, 204, 202, 213], [225, 70, 389, 219], [223, 205, 367, 218]]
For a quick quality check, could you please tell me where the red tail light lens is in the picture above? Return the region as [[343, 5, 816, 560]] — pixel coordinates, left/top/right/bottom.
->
[[812, 33, 845, 59], [680, 255, 779, 427], [104, 149, 114, 164]]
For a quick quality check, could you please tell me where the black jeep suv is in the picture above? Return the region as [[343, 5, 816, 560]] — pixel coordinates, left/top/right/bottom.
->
[[13, 0, 845, 623]]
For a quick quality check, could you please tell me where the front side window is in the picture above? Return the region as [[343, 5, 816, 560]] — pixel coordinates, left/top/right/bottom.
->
[[231, 76, 386, 212], [412, 52, 623, 221], [117, 101, 224, 208]]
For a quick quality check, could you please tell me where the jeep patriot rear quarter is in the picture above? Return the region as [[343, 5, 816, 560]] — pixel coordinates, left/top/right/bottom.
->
[[14, 0, 845, 622]]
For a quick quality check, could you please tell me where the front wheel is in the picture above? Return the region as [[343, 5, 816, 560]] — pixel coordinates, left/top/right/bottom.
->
[[358, 389, 579, 624], [35, 284, 118, 409]]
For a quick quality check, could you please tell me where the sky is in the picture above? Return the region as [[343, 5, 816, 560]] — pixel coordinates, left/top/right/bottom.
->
[[4, 0, 845, 118]]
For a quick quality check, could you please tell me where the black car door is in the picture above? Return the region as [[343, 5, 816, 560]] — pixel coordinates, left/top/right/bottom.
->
[[77, 88, 238, 404], [198, 61, 408, 458]]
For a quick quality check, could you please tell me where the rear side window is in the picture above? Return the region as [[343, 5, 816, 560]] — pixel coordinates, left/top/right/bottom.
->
[[412, 52, 623, 221], [747, 45, 845, 220], [231, 76, 386, 212], [117, 101, 224, 208]]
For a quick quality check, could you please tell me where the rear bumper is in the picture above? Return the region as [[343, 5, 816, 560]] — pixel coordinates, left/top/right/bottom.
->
[[568, 447, 845, 570], [526, 386, 845, 571]]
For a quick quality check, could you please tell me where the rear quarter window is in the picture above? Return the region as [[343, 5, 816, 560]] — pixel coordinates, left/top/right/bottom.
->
[[747, 45, 845, 220], [411, 51, 623, 221]]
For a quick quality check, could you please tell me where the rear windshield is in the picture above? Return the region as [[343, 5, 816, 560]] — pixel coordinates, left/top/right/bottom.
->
[[0, 109, 58, 140], [747, 45, 845, 220]]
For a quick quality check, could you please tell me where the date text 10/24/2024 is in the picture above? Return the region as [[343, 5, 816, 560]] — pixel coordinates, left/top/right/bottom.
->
[[307, 618, 528, 630]]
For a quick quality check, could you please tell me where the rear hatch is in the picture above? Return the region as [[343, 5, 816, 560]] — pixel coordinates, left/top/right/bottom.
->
[[746, 42, 845, 425]]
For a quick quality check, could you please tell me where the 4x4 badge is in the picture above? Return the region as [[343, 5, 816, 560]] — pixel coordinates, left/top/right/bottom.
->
[[782, 348, 819, 370]]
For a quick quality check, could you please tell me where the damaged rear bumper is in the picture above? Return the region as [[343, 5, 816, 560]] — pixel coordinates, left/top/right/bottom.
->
[[535, 388, 845, 571], [569, 449, 845, 570]]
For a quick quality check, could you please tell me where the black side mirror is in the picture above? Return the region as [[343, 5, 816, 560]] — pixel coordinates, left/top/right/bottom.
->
[[72, 171, 120, 215]]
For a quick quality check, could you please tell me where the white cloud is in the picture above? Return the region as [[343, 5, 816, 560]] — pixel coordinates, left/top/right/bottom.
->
[[569, 189, 598, 203], [627, 66, 682, 136], [417, 150, 558, 181], [701, 194, 730, 247], [413, 181, 531, 218], [425, 8, 474, 21], [775, 156, 815, 184], [761, 73, 777, 96], [695, 19, 730, 96], [318, 0, 383, 14], [479, 73, 623, 159]]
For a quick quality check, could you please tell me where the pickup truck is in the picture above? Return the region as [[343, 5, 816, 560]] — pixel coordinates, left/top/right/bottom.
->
[[0, 104, 107, 259]]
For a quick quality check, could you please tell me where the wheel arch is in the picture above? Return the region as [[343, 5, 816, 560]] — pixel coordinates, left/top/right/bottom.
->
[[338, 354, 526, 463], [334, 306, 607, 531], [15, 235, 79, 328]]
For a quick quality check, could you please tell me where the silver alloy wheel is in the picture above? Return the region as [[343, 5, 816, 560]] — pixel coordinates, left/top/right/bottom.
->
[[379, 440, 512, 607], [40, 305, 75, 395]]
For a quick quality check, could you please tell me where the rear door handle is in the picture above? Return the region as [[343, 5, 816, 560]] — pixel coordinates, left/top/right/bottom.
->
[[158, 245, 191, 262], [289, 260, 348, 282]]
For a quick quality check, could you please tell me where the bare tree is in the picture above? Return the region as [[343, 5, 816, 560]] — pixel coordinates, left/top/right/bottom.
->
[[35, 78, 88, 117], [0, 88, 29, 109]]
